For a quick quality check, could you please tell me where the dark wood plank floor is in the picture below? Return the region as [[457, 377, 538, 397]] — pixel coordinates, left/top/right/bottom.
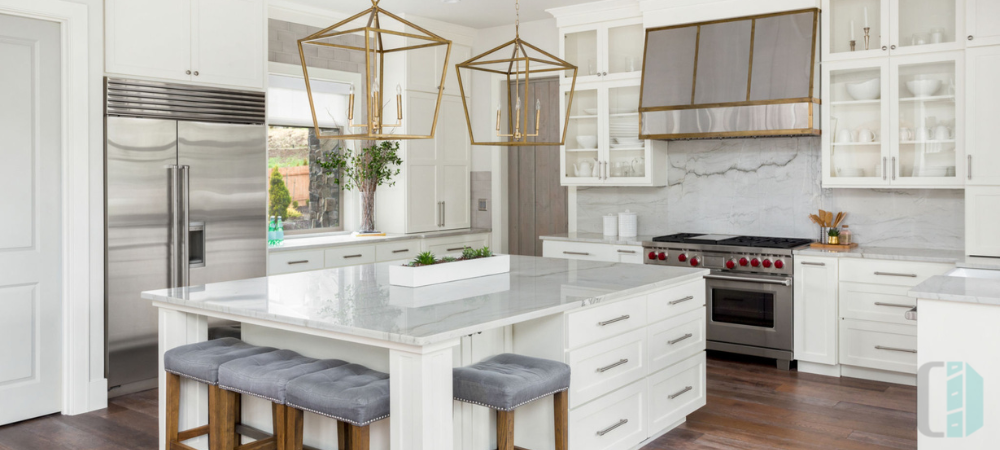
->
[[0, 353, 916, 449]]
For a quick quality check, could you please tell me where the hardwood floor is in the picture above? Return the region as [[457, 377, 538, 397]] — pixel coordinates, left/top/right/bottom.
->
[[0, 353, 916, 450]]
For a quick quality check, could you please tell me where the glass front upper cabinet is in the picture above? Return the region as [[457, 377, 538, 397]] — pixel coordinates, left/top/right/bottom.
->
[[563, 29, 597, 79], [605, 85, 644, 182], [606, 24, 645, 78], [823, 60, 890, 186], [561, 20, 644, 83], [823, 0, 963, 61], [563, 87, 601, 181]]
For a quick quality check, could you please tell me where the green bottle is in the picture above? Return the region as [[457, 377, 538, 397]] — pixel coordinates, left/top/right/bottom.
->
[[268, 216, 276, 246], [276, 216, 284, 246]]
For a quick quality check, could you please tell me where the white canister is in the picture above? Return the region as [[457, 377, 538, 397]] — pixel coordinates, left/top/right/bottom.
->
[[603, 214, 618, 236], [618, 210, 638, 237]]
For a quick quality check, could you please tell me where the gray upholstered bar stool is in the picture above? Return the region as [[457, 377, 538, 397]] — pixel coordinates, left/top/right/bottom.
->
[[163, 337, 276, 450], [453, 353, 571, 450], [216, 350, 349, 450], [284, 364, 391, 450]]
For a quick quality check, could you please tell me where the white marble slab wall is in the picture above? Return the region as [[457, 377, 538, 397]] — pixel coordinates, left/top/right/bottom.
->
[[576, 137, 964, 250]]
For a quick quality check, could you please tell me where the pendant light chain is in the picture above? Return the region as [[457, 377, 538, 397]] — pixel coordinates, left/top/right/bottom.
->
[[515, 0, 520, 38]]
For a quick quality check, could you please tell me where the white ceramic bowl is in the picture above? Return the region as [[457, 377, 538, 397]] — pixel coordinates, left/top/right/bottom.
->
[[845, 78, 880, 100], [583, 108, 598, 115], [839, 168, 866, 177], [614, 137, 642, 146], [906, 79, 942, 97], [576, 135, 597, 149]]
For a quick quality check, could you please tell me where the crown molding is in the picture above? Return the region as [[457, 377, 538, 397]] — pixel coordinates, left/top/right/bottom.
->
[[546, 0, 641, 28]]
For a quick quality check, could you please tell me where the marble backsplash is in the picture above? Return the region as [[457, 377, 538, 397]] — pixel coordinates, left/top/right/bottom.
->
[[576, 137, 965, 250]]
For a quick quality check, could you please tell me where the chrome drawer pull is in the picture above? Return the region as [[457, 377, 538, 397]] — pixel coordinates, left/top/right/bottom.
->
[[596, 359, 628, 373], [669, 295, 695, 305], [598, 315, 630, 326], [668, 386, 693, 400], [563, 251, 590, 256], [596, 419, 628, 436], [287, 260, 309, 265], [704, 274, 792, 286], [343, 254, 363, 259], [668, 333, 693, 345], [617, 249, 637, 254], [875, 345, 916, 354], [874, 271, 917, 278], [802, 261, 826, 266], [392, 249, 410, 254], [905, 307, 918, 321], [875, 302, 913, 308], [447, 247, 468, 252]]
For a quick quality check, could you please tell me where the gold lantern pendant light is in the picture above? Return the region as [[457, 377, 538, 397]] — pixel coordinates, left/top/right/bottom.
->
[[297, 0, 452, 140], [455, 0, 578, 146]]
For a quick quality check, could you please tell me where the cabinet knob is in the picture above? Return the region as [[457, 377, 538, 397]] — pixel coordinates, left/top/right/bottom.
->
[[890, 45, 896, 50], [194, 71, 199, 76], [186, 70, 192, 75], [882, 46, 888, 51], [968, 35, 974, 41]]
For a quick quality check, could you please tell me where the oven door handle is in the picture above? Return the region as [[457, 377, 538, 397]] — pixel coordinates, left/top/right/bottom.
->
[[704, 274, 792, 286]]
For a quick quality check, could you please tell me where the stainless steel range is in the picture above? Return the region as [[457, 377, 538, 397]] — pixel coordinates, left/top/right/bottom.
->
[[643, 233, 813, 370]]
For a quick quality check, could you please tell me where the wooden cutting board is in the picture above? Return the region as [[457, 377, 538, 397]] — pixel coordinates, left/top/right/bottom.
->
[[809, 242, 859, 251]]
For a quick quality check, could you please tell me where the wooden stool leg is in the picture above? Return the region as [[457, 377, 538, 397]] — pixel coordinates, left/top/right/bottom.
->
[[272, 404, 288, 450], [286, 407, 304, 450], [337, 421, 349, 450], [497, 409, 515, 450], [208, 385, 237, 450], [347, 424, 369, 450], [553, 391, 568, 450], [166, 372, 181, 446]]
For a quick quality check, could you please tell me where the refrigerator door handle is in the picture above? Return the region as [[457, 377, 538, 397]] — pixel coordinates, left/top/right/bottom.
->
[[179, 165, 191, 287], [168, 165, 180, 288]]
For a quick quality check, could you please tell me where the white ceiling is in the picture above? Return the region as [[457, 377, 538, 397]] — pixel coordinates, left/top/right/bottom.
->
[[288, 0, 596, 29]]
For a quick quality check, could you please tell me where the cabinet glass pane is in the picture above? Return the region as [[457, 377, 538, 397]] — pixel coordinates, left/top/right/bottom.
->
[[829, 0, 883, 55], [608, 86, 644, 179], [565, 89, 600, 178], [896, 0, 957, 49], [829, 67, 883, 179], [565, 30, 598, 77], [896, 60, 957, 179], [607, 24, 644, 75]]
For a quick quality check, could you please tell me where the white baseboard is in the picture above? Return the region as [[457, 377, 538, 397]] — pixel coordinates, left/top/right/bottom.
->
[[841, 365, 917, 386], [797, 361, 841, 377]]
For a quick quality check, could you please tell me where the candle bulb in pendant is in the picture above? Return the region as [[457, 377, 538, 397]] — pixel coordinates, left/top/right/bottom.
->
[[514, 96, 521, 134], [348, 84, 356, 121], [396, 84, 403, 121], [851, 20, 855, 40], [534, 99, 541, 134], [495, 103, 502, 133], [864, 7, 869, 28]]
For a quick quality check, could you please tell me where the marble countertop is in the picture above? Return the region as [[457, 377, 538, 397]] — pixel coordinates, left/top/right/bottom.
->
[[143, 255, 708, 346], [538, 232, 654, 246], [909, 274, 1000, 306], [269, 228, 491, 253], [794, 246, 965, 264]]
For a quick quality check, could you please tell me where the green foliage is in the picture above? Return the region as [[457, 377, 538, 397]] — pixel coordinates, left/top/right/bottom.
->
[[268, 168, 291, 219], [412, 251, 437, 266], [286, 204, 302, 219], [461, 247, 478, 260], [292, 200, 300, 209], [267, 157, 308, 169], [828, 228, 840, 237], [478, 246, 493, 258], [317, 141, 403, 192], [440, 256, 457, 263]]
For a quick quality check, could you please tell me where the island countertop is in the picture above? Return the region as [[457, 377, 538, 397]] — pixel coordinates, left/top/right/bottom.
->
[[143, 255, 708, 346]]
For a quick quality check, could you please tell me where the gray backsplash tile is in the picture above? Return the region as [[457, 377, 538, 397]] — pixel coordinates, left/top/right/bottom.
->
[[471, 171, 491, 230], [577, 137, 964, 250]]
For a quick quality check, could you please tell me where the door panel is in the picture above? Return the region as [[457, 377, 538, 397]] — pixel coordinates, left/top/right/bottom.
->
[[191, 0, 264, 88], [105, 0, 192, 81], [106, 117, 178, 389], [0, 14, 63, 425], [178, 121, 267, 288], [406, 164, 439, 233], [442, 164, 470, 229]]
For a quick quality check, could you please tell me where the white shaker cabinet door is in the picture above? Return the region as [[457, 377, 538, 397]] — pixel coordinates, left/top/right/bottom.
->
[[106, 0, 193, 82], [965, 46, 1000, 185], [966, 186, 1000, 257], [439, 96, 471, 230], [966, 0, 1000, 47], [191, 0, 265, 89], [793, 256, 839, 365]]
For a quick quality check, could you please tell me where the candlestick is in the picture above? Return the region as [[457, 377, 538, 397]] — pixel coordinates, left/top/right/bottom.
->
[[863, 27, 871, 50], [850, 40, 857, 51]]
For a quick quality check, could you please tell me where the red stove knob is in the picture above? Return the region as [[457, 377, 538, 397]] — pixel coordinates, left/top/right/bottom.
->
[[648, 251, 657, 260], [725, 259, 736, 269], [690, 257, 700, 267], [774, 260, 784, 269], [762, 259, 772, 268], [658, 252, 667, 261], [750, 258, 761, 267], [678, 253, 688, 262], [739, 257, 749, 266]]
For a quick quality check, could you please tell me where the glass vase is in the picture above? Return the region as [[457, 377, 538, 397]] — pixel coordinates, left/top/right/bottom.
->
[[359, 189, 377, 233]]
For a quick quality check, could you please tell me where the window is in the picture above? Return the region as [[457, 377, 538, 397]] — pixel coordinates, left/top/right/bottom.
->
[[266, 70, 357, 234]]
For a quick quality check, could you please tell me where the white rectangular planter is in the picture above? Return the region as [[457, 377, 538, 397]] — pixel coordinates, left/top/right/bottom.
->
[[389, 254, 511, 287]]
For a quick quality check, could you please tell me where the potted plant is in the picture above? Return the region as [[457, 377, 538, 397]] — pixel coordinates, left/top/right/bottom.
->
[[318, 140, 402, 234], [389, 246, 510, 287]]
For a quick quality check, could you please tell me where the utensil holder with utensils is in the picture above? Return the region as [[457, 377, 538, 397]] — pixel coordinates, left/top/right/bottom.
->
[[809, 209, 857, 249]]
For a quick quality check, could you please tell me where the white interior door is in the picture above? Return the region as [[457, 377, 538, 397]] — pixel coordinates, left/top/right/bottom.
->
[[0, 13, 64, 425]]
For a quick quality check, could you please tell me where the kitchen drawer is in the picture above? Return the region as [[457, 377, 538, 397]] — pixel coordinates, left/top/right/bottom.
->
[[375, 241, 420, 262], [324, 245, 375, 269], [646, 279, 705, 324], [647, 308, 705, 375], [838, 259, 951, 287], [424, 233, 490, 257], [840, 282, 917, 325], [839, 319, 917, 374], [542, 240, 616, 262], [567, 296, 646, 350], [269, 249, 325, 275], [567, 328, 646, 408], [613, 245, 644, 264], [648, 352, 706, 435], [569, 379, 646, 450]]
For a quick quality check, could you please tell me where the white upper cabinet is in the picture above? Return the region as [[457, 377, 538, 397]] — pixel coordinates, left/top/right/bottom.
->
[[966, 0, 1000, 46], [561, 19, 645, 84], [106, 0, 265, 89], [406, 36, 471, 98], [965, 46, 1000, 185], [823, 0, 964, 62]]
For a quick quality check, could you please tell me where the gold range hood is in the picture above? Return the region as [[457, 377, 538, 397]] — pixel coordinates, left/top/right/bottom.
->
[[639, 8, 820, 140]]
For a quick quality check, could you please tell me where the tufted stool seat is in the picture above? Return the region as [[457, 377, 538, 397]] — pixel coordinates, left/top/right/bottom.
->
[[285, 363, 391, 450], [453, 353, 571, 450], [162, 338, 275, 450]]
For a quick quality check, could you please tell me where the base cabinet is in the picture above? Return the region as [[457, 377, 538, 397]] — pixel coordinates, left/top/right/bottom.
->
[[966, 186, 1000, 257], [541, 239, 645, 264], [793, 256, 839, 365]]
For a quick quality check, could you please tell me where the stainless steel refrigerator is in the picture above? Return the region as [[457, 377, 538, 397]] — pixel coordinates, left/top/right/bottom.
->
[[105, 78, 267, 393]]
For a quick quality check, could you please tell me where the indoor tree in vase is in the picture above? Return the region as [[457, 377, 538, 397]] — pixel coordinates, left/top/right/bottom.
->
[[318, 140, 402, 234]]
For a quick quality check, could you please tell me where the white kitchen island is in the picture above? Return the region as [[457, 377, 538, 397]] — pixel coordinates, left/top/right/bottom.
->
[[143, 256, 708, 450]]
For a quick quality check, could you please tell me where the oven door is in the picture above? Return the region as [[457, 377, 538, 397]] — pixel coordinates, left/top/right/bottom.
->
[[704, 273, 793, 351]]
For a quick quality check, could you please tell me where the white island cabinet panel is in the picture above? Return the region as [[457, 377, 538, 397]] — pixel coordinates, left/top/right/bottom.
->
[[793, 256, 839, 366]]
